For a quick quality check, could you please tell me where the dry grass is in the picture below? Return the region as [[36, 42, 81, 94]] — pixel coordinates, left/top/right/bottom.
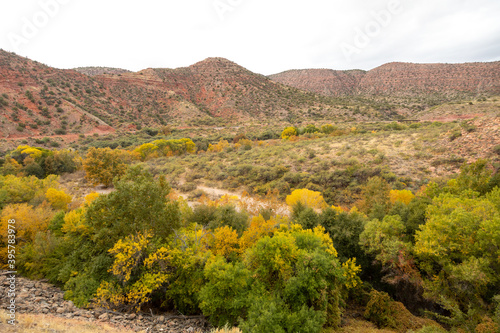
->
[[0, 310, 135, 333], [210, 325, 242, 333], [324, 318, 398, 333]]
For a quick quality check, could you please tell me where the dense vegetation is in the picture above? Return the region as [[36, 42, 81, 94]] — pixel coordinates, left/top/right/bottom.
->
[[1, 119, 500, 332]]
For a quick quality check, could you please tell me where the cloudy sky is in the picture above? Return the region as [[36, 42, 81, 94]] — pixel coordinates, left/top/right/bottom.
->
[[1, 0, 499, 75]]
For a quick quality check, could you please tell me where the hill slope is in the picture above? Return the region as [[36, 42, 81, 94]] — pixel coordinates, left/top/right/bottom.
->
[[269, 61, 500, 97], [0, 50, 360, 138]]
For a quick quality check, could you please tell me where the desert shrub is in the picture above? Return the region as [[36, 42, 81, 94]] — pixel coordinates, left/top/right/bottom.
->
[[179, 182, 197, 192], [208, 140, 229, 152], [302, 124, 320, 134], [134, 142, 158, 161], [321, 124, 336, 134], [188, 189, 206, 200], [475, 316, 499, 333], [385, 122, 407, 131], [23, 162, 45, 178], [460, 121, 477, 133], [449, 129, 462, 141], [142, 127, 159, 136]]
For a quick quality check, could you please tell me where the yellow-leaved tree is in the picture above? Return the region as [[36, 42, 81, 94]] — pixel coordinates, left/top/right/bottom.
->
[[286, 188, 327, 210], [281, 126, 298, 139], [83, 147, 127, 186], [204, 226, 241, 260], [0, 202, 55, 268], [45, 188, 72, 211], [207, 140, 229, 153], [389, 189, 415, 205], [239, 215, 283, 252]]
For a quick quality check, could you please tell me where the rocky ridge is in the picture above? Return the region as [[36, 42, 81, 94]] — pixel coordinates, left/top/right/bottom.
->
[[0, 271, 209, 333]]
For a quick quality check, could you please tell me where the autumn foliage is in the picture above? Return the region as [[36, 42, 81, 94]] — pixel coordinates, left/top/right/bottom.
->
[[83, 147, 127, 186]]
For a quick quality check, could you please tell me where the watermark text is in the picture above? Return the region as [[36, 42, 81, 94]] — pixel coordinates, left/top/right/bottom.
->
[[7, 0, 72, 53], [340, 0, 403, 62]]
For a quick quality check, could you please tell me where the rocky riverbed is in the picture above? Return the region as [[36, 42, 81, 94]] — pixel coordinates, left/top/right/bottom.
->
[[0, 271, 210, 332]]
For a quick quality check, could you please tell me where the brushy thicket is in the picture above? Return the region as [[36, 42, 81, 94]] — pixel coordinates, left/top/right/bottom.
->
[[1, 135, 500, 332]]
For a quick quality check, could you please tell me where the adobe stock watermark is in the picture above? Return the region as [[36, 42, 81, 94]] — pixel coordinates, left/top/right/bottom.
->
[[213, 0, 244, 21], [340, 0, 404, 62], [7, 0, 72, 53]]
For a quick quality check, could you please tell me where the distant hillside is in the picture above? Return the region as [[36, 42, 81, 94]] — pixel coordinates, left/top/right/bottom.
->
[[0, 51, 361, 138], [270, 62, 500, 97], [2, 49, 499, 139], [269, 69, 366, 96], [73, 67, 131, 76]]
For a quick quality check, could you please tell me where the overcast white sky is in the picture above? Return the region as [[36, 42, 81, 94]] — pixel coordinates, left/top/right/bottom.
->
[[1, 0, 499, 75]]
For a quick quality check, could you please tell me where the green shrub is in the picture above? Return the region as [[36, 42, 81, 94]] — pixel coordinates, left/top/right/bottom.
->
[[408, 326, 447, 333], [239, 293, 325, 333], [449, 129, 462, 141], [179, 182, 197, 192], [199, 256, 252, 327], [189, 204, 217, 226], [209, 205, 248, 235], [364, 290, 396, 328]]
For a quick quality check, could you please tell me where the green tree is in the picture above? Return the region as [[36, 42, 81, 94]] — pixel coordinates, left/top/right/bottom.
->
[[199, 256, 252, 327], [449, 159, 495, 195], [62, 167, 181, 306], [414, 191, 500, 314], [86, 166, 180, 248], [356, 176, 391, 220]]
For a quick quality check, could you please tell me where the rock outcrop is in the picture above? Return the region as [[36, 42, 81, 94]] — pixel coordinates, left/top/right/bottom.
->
[[0, 271, 209, 332]]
